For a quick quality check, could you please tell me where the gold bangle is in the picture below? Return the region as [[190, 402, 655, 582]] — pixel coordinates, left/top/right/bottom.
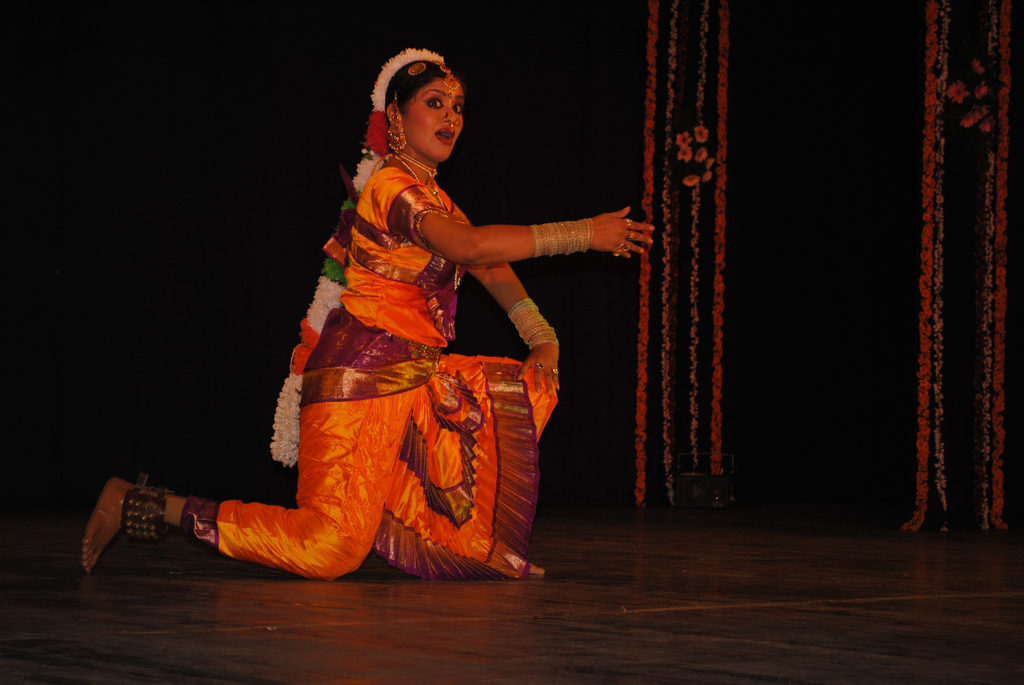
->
[[508, 298, 559, 348], [531, 218, 594, 257]]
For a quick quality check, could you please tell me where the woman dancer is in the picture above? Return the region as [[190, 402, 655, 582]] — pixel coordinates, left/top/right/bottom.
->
[[82, 48, 653, 580]]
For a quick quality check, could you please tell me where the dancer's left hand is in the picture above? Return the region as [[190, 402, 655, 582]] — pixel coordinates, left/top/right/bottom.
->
[[518, 343, 560, 394]]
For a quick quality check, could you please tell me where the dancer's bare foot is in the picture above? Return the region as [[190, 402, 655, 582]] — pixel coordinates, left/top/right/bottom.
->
[[81, 477, 132, 573], [527, 563, 545, 578]]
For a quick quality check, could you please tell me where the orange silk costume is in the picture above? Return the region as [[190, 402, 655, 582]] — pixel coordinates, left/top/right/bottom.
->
[[212, 167, 555, 580]]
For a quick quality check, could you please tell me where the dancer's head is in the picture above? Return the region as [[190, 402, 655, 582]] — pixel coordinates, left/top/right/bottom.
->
[[385, 62, 464, 168], [356, 48, 464, 188]]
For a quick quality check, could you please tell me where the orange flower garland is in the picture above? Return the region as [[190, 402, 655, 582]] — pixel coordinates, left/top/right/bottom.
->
[[904, 0, 943, 533], [708, 0, 729, 476], [635, 0, 659, 506]]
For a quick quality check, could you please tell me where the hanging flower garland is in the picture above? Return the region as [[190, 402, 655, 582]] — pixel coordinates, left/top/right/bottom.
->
[[976, 144, 996, 528], [904, 0, 946, 533], [989, 0, 1010, 529], [687, 182, 701, 472], [708, 0, 729, 476], [928, 0, 951, 528], [660, 0, 683, 503], [690, 0, 713, 478], [962, 26, 998, 529], [965, 0, 1011, 530], [686, 144, 704, 475], [635, 0, 660, 506], [676, 0, 716, 478]]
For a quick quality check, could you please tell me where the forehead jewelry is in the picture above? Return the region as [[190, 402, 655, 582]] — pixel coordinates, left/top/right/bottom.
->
[[437, 63, 462, 98]]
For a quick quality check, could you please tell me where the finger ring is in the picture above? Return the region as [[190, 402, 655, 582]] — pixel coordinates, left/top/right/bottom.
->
[[552, 369, 559, 375], [625, 218, 633, 228], [535, 362, 544, 369]]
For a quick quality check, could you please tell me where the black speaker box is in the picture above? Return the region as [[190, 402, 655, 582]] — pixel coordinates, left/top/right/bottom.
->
[[674, 473, 732, 508]]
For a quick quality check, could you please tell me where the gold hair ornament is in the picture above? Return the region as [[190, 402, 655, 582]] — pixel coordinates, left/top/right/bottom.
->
[[438, 63, 463, 97]]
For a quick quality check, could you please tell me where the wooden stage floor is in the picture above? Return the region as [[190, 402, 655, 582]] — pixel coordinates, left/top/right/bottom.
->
[[1, 504, 1021, 683]]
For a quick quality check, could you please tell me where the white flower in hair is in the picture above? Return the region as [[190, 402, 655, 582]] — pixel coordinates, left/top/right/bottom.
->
[[371, 48, 445, 112], [353, 155, 382, 192]]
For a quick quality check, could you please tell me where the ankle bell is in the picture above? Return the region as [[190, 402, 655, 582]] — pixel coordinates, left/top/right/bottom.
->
[[120, 473, 170, 542]]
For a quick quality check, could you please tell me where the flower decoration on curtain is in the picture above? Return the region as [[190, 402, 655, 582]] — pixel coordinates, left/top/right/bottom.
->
[[946, 58, 997, 132], [673, 126, 716, 187]]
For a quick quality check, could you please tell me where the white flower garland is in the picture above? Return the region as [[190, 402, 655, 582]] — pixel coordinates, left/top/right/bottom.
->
[[353, 155, 384, 194], [306, 275, 346, 333], [270, 373, 303, 467], [270, 276, 347, 467]]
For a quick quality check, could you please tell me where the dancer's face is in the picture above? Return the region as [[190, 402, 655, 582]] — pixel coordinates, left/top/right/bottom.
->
[[390, 77, 464, 168]]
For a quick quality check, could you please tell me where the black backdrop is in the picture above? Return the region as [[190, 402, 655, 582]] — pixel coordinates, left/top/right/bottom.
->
[[9, 2, 1019, 526]]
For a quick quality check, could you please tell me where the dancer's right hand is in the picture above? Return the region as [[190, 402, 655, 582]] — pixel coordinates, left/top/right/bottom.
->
[[591, 207, 655, 259]]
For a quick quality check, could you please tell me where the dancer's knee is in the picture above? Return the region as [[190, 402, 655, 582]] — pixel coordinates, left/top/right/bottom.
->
[[218, 501, 375, 581], [293, 514, 375, 581]]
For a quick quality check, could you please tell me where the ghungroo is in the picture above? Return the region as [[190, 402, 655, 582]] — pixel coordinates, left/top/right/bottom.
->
[[121, 473, 169, 541]]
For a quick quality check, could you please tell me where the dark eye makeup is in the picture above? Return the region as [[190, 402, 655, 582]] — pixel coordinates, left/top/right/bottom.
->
[[422, 93, 464, 116]]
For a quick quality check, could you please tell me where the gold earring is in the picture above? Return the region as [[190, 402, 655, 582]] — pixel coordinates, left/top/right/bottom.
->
[[387, 116, 406, 152]]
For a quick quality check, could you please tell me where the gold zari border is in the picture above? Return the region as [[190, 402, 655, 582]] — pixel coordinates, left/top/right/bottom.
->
[[301, 356, 439, 404]]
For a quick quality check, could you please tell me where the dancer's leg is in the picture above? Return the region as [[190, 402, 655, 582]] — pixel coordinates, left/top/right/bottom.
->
[[215, 393, 415, 580], [83, 390, 417, 580]]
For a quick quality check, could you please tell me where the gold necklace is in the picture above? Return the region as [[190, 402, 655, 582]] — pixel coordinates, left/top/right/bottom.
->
[[396, 153, 443, 204], [397, 152, 437, 180], [393, 155, 421, 182]]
